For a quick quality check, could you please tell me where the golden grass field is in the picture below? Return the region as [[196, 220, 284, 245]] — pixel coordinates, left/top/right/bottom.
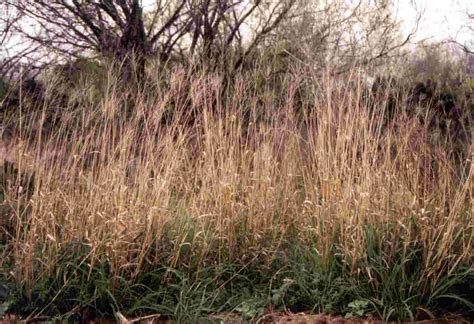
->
[[0, 66, 472, 322]]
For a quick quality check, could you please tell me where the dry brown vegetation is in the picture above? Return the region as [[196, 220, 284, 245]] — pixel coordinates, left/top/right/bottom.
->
[[0, 62, 472, 321], [0, 2, 473, 320]]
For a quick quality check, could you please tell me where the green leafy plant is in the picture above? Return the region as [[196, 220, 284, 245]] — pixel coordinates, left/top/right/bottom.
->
[[345, 299, 370, 318]]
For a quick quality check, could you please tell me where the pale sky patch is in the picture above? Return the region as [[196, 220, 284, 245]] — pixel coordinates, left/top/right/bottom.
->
[[396, 0, 472, 49]]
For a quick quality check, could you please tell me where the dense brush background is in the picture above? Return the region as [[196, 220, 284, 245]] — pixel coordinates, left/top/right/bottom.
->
[[0, 1, 473, 322]]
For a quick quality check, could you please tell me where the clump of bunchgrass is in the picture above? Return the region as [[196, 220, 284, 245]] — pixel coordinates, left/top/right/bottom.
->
[[0, 63, 472, 321]]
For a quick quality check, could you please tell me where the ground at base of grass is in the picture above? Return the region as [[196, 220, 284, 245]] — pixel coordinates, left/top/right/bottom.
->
[[0, 312, 470, 324]]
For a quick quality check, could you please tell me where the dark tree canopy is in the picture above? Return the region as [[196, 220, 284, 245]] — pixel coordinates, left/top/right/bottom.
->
[[0, 0, 295, 74]]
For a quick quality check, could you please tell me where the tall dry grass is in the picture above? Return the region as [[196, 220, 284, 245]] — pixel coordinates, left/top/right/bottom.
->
[[0, 65, 472, 304]]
